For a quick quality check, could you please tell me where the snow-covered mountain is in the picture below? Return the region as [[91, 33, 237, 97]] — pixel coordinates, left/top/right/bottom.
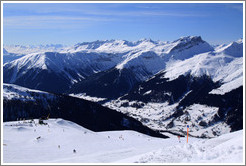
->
[[114, 36, 213, 79], [164, 39, 243, 94], [3, 44, 67, 64], [3, 119, 243, 163], [214, 39, 243, 57], [104, 39, 243, 138], [3, 83, 167, 138], [69, 36, 214, 98], [3, 36, 213, 95], [64, 36, 213, 57], [3, 83, 55, 101], [3, 36, 243, 138], [3, 54, 26, 64], [3, 48, 8, 54], [2, 48, 25, 64], [3, 51, 123, 93]]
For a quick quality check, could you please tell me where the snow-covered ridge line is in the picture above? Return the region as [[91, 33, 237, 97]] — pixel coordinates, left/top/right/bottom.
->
[[3, 36, 214, 92], [3, 83, 54, 101], [162, 38, 243, 95], [66, 35, 213, 56], [3, 36, 243, 96], [4, 36, 210, 55]]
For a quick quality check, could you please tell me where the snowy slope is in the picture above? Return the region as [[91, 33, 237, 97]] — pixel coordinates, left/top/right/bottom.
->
[[3, 51, 123, 93], [163, 40, 243, 95], [4, 51, 122, 78], [3, 119, 244, 163], [3, 48, 8, 54], [3, 83, 54, 101], [214, 39, 243, 57], [118, 129, 244, 163], [3, 54, 25, 64], [3, 48, 25, 64], [115, 36, 213, 81], [2, 119, 165, 163]]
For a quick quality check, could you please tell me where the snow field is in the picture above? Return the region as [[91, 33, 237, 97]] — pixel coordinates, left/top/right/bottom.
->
[[116, 130, 243, 163], [3, 119, 166, 163], [3, 119, 243, 164]]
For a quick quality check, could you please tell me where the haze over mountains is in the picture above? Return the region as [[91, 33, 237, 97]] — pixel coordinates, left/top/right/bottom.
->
[[3, 36, 243, 138]]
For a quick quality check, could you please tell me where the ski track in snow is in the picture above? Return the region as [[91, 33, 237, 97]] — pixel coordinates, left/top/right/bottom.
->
[[3, 119, 243, 164]]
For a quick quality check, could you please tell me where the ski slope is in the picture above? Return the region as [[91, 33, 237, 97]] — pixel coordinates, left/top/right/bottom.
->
[[2, 119, 244, 164]]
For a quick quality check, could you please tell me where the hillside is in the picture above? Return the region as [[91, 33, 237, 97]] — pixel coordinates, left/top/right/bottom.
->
[[3, 119, 243, 163]]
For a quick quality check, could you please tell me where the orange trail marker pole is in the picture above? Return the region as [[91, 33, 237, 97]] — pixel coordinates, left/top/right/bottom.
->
[[187, 125, 189, 143]]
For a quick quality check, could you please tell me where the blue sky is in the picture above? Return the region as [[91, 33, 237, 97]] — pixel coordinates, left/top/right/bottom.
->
[[3, 3, 243, 46]]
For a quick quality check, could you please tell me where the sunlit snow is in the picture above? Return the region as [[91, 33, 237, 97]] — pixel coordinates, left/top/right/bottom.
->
[[3, 119, 243, 163]]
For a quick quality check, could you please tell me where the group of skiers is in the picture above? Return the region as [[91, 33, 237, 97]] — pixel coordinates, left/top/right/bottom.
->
[[58, 145, 76, 153]]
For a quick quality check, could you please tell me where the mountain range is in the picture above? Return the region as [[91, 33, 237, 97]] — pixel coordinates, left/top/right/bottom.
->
[[3, 36, 243, 138], [3, 36, 214, 95]]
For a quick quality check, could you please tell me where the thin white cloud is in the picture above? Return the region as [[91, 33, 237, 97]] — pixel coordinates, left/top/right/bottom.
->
[[3, 3, 208, 18], [227, 4, 243, 13], [4, 15, 115, 29], [71, 9, 208, 17], [3, 3, 209, 30]]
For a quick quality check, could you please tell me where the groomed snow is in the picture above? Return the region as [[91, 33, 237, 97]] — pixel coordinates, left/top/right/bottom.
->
[[3, 119, 243, 164]]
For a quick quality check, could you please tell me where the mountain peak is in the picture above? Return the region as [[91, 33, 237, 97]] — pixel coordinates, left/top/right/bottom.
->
[[217, 40, 243, 57], [139, 38, 154, 42], [3, 48, 8, 54], [175, 36, 203, 43], [166, 36, 213, 60], [236, 38, 243, 44]]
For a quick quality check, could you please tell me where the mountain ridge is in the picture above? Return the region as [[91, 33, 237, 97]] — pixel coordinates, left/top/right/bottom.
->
[[3, 36, 243, 138], [4, 36, 217, 96]]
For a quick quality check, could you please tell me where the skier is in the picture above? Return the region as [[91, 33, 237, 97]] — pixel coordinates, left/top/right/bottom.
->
[[177, 135, 181, 143], [73, 149, 76, 153]]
